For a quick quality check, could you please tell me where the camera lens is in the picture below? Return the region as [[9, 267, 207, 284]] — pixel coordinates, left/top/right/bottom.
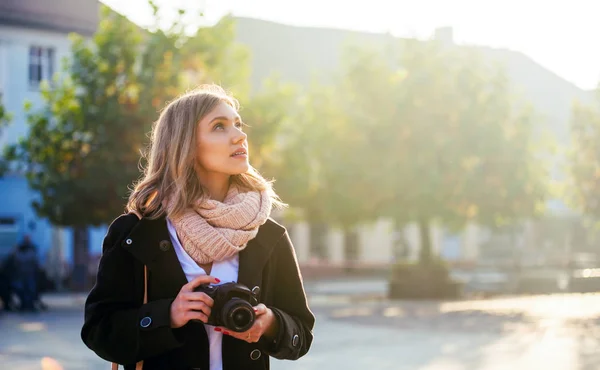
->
[[222, 299, 255, 332], [232, 307, 252, 327]]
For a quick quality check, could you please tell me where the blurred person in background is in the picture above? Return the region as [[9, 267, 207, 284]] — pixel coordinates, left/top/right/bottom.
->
[[34, 265, 51, 311], [81, 85, 315, 370], [12, 235, 40, 311], [0, 253, 16, 311]]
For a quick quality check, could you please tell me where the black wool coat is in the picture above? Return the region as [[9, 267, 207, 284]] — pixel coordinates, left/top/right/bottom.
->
[[81, 214, 315, 370]]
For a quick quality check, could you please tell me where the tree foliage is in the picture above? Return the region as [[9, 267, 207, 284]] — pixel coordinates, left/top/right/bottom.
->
[[1, 4, 262, 289], [1, 3, 552, 269], [0, 97, 11, 174], [569, 89, 600, 217], [4, 7, 143, 226], [384, 41, 548, 261], [275, 40, 549, 262], [384, 41, 547, 229], [0, 97, 10, 132], [2, 5, 251, 227], [239, 77, 297, 171]]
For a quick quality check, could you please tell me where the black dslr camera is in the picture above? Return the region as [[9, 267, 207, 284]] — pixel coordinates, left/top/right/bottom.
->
[[194, 282, 259, 332]]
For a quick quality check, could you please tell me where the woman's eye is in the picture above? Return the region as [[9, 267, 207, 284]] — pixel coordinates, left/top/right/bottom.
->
[[235, 121, 243, 129], [214, 123, 224, 130]]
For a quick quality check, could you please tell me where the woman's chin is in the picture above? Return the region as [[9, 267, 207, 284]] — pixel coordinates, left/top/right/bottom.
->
[[231, 163, 250, 175]]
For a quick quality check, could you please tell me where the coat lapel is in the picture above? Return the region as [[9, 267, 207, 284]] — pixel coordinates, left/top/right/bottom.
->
[[237, 219, 286, 290], [121, 216, 286, 300], [120, 216, 188, 299], [223, 219, 287, 370]]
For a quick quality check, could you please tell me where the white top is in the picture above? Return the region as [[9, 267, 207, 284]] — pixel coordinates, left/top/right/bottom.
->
[[167, 219, 240, 370]]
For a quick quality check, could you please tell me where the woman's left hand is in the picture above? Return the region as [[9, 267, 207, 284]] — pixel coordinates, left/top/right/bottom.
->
[[214, 303, 278, 343]]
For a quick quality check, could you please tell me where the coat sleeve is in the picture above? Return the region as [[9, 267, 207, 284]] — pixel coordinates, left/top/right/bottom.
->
[[261, 231, 315, 360], [81, 214, 184, 365]]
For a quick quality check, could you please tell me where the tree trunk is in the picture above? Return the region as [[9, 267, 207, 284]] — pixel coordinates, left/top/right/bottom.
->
[[418, 219, 433, 264], [309, 222, 328, 261], [343, 227, 359, 264], [71, 226, 89, 291], [392, 219, 408, 261]]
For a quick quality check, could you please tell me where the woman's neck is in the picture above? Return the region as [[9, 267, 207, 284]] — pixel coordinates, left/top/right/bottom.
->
[[201, 176, 231, 202]]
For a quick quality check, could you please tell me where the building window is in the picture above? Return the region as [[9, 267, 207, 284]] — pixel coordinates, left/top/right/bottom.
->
[[29, 46, 55, 88]]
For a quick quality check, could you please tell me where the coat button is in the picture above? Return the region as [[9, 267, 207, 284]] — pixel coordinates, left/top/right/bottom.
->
[[159, 240, 171, 251], [125, 238, 133, 245], [140, 316, 152, 328], [249, 349, 261, 360], [292, 334, 299, 347]]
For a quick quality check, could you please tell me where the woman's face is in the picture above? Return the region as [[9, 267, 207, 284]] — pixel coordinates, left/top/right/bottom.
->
[[195, 101, 249, 178]]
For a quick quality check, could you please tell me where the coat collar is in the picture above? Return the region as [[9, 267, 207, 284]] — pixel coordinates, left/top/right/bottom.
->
[[238, 218, 286, 288], [121, 215, 188, 297], [121, 216, 286, 295]]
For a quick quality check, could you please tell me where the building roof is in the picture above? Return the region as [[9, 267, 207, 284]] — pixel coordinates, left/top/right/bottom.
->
[[0, 0, 98, 36]]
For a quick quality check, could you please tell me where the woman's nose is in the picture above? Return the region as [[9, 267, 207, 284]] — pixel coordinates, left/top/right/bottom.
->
[[232, 128, 247, 143]]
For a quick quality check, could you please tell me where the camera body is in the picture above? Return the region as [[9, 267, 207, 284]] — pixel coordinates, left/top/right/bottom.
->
[[194, 282, 259, 332]]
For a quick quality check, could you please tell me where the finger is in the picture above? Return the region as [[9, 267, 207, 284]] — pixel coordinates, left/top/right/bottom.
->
[[216, 328, 248, 341], [185, 310, 209, 324], [234, 331, 259, 343], [182, 275, 220, 292], [214, 327, 231, 335], [253, 303, 268, 316], [181, 292, 215, 307], [185, 301, 212, 316]]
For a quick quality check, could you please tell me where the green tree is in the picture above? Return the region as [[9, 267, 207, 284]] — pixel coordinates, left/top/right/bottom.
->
[[240, 77, 297, 171], [271, 45, 407, 262], [569, 88, 600, 218], [265, 84, 334, 259], [3, 6, 144, 289], [0, 98, 10, 131], [2, 5, 251, 289], [0, 98, 12, 174], [377, 40, 547, 263], [330, 45, 408, 261], [181, 15, 251, 97], [270, 77, 383, 261], [293, 40, 548, 264]]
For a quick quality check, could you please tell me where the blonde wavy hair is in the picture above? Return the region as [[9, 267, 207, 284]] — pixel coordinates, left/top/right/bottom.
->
[[127, 84, 284, 219]]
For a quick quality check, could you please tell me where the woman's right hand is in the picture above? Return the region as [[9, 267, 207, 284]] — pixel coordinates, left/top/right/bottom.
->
[[170, 275, 219, 328]]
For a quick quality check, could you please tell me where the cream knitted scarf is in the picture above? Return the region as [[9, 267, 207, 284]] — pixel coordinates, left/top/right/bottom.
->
[[167, 187, 272, 264]]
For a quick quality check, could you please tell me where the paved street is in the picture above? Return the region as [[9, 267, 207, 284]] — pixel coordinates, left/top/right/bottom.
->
[[2, 289, 600, 369]]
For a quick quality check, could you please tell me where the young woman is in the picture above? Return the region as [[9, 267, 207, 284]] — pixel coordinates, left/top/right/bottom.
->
[[81, 85, 315, 370]]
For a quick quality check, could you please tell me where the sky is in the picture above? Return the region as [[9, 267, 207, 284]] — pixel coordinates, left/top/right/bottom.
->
[[100, 0, 600, 91]]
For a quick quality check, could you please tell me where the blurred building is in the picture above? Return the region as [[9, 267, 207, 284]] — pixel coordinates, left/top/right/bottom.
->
[[0, 0, 100, 281]]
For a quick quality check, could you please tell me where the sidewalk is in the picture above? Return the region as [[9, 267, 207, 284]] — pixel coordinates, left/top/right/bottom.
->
[[304, 277, 388, 298], [7, 292, 600, 369], [39, 292, 88, 309]]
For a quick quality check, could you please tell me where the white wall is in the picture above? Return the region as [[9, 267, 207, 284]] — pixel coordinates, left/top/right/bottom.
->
[[0, 25, 74, 268], [288, 219, 395, 265], [288, 222, 310, 263], [358, 219, 394, 263], [287, 218, 486, 266], [0, 25, 72, 148]]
